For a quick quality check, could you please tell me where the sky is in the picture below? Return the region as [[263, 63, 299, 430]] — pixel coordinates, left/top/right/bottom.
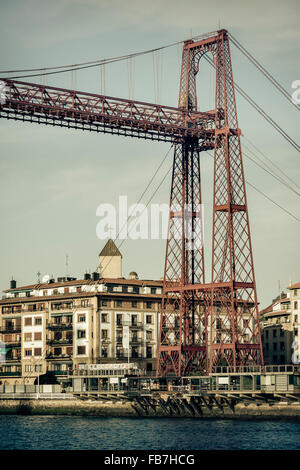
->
[[0, 0, 299, 308]]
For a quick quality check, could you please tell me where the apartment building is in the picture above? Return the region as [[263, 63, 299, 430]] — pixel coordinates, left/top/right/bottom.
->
[[260, 281, 300, 365], [0, 238, 266, 385], [0, 240, 162, 385]]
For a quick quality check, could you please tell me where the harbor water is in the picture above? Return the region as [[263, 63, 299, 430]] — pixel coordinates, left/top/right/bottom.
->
[[0, 415, 299, 450]]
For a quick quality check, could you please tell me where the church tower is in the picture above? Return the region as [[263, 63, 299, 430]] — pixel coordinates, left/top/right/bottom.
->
[[99, 239, 122, 278]]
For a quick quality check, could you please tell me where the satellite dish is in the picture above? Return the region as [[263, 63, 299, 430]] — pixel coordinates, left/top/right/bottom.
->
[[42, 274, 50, 283]]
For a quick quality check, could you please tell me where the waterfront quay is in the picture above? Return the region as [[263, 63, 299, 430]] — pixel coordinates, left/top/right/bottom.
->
[[0, 364, 300, 419]]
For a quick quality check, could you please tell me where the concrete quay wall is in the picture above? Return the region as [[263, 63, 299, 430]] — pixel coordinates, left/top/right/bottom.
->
[[0, 398, 300, 419]]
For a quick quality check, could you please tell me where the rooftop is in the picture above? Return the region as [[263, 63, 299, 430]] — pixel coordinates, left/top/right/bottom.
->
[[99, 239, 122, 258]]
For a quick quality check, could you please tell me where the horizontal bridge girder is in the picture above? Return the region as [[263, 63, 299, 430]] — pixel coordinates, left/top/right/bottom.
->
[[0, 79, 219, 143], [163, 281, 255, 294]]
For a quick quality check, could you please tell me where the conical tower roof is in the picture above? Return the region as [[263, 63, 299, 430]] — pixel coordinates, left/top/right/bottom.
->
[[99, 239, 122, 258]]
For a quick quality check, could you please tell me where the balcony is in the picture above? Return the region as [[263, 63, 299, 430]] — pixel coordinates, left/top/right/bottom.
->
[[47, 322, 73, 331], [3, 357, 21, 363], [49, 370, 69, 376], [46, 353, 72, 360], [3, 341, 21, 348], [0, 327, 21, 334], [0, 371, 21, 377], [46, 338, 73, 346], [116, 320, 144, 329]]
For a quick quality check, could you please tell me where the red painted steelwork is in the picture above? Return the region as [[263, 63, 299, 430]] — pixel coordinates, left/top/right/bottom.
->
[[0, 79, 216, 145], [0, 29, 264, 377], [156, 29, 264, 377]]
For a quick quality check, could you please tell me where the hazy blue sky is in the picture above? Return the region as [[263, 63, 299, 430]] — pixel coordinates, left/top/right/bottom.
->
[[0, 0, 299, 308]]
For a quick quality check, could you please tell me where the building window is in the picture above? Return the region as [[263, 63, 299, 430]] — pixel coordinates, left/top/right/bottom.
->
[[101, 313, 108, 323], [66, 347, 73, 355], [132, 315, 137, 326], [146, 346, 152, 358], [77, 330, 86, 339], [146, 302, 152, 309], [294, 301, 298, 310], [34, 332, 42, 341], [24, 333, 32, 342], [35, 365, 42, 372], [146, 330, 153, 341], [25, 349, 32, 356], [35, 317, 42, 325], [101, 329, 108, 339], [54, 348, 62, 356], [24, 317, 32, 326], [81, 300, 89, 307], [133, 286, 139, 294], [102, 347, 108, 358], [132, 347, 138, 358], [54, 316, 62, 324], [116, 314, 122, 326], [34, 348, 42, 356], [66, 315, 72, 323], [102, 299, 108, 307], [78, 314, 86, 322], [122, 286, 128, 293], [265, 330, 269, 339], [151, 288, 156, 295], [132, 301, 137, 308], [280, 355, 285, 364], [116, 300, 122, 308], [294, 290, 298, 296], [25, 365, 32, 372], [146, 315, 152, 324], [273, 330, 277, 338], [77, 346, 86, 355]]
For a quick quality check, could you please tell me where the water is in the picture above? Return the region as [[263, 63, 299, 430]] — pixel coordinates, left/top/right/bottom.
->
[[0, 416, 300, 450]]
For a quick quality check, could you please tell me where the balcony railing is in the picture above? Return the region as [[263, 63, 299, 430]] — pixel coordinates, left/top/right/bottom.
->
[[46, 338, 73, 345], [0, 327, 21, 334], [116, 321, 144, 329], [48, 370, 69, 375], [2, 342, 21, 348], [47, 323, 73, 331], [0, 371, 21, 376], [3, 357, 21, 363], [46, 353, 72, 359]]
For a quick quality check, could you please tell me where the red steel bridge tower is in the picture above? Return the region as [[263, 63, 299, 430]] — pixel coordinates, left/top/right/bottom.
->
[[156, 29, 264, 376], [0, 29, 264, 377]]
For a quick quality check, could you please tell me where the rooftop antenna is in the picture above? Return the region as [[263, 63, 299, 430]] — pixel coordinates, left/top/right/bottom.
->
[[37, 271, 41, 283], [66, 254, 69, 278]]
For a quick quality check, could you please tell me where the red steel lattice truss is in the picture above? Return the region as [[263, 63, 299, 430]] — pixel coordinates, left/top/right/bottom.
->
[[157, 30, 264, 376], [0, 29, 264, 376]]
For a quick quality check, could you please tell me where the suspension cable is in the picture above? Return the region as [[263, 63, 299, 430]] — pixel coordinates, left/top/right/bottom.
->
[[206, 152, 300, 222], [0, 31, 217, 79], [228, 32, 299, 112], [204, 54, 300, 154], [97, 145, 174, 275], [242, 135, 300, 189]]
